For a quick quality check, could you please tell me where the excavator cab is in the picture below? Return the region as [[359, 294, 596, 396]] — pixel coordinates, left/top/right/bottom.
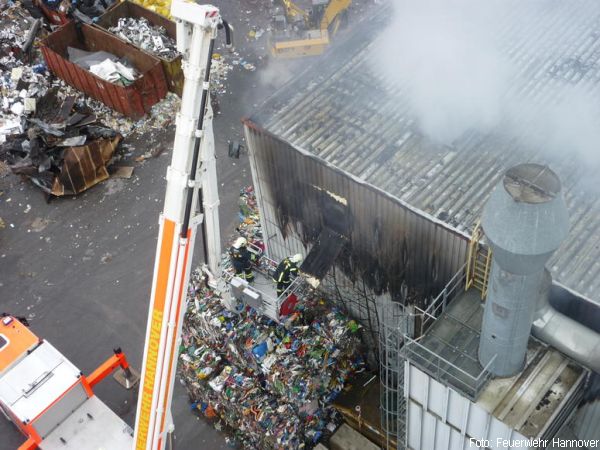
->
[[271, 0, 351, 58]]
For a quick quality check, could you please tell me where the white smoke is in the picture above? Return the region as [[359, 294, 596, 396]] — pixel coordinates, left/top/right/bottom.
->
[[374, 0, 600, 167]]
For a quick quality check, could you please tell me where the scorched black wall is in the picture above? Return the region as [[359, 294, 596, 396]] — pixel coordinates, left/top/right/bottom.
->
[[244, 121, 470, 304]]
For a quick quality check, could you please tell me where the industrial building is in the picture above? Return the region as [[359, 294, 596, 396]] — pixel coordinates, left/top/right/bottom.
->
[[243, 1, 600, 448]]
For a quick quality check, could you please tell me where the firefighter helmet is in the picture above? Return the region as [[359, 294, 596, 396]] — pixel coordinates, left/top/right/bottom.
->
[[233, 237, 247, 249]]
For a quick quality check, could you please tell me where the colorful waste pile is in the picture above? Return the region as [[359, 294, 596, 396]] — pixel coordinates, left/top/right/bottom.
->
[[236, 185, 262, 239], [179, 187, 366, 449], [109, 17, 178, 59], [181, 281, 365, 449]]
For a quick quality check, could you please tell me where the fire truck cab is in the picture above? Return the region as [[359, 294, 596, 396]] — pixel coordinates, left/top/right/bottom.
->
[[0, 315, 136, 450]]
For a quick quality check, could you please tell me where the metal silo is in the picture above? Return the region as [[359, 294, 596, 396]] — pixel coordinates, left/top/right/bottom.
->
[[479, 164, 569, 377]]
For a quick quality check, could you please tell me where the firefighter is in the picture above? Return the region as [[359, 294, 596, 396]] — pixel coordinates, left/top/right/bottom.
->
[[230, 237, 255, 282], [273, 254, 303, 297]]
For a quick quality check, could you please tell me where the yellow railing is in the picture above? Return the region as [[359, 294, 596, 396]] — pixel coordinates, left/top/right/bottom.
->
[[465, 220, 492, 299]]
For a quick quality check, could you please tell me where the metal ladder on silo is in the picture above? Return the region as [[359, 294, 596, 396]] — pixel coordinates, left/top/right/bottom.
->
[[465, 220, 492, 299]]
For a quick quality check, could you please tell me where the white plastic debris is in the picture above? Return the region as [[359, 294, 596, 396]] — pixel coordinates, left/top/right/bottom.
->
[[11, 67, 23, 81], [23, 98, 36, 113], [10, 102, 23, 115], [90, 59, 137, 86]]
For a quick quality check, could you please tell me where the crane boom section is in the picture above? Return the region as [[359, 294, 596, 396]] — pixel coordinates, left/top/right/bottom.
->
[[132, 3, 222, 449]]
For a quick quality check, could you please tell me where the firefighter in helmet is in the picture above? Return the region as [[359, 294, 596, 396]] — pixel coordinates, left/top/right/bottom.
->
[[273, 253, 303, 297], [230, 237, 255, 282]]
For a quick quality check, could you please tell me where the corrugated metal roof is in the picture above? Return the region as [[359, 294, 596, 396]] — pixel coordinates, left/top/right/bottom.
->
[[252, 0, 600, 304]]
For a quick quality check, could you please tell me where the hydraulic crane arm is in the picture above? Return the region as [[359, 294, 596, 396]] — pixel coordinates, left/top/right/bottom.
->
[[133, 3, 230, 449]]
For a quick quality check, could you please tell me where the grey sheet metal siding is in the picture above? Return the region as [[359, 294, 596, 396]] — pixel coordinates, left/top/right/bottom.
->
[[573, 399, 600, 442], [244, 122, 469, 301], [249, 0, 600, 305]]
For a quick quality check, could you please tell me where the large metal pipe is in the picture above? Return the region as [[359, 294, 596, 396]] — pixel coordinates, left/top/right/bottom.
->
[[479, 164, 569, 377], [533, 274, 600, 374]]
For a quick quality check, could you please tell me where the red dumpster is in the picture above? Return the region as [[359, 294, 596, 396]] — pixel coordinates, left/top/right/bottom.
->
[[40, 22, 168, 119], [96, 1, 183, 96]]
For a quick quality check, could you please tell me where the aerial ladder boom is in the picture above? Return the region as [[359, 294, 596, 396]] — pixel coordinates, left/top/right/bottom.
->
[[132, 2, 230, 449]]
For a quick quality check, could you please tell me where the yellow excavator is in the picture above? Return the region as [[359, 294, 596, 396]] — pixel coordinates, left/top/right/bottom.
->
[[271, 0, 352, 58]]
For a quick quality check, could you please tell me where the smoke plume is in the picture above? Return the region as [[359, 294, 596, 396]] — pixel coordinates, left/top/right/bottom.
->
[[374, 0, 600, 167]]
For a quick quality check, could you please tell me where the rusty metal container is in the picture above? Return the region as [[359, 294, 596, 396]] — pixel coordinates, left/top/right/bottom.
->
[[96, 1, 183, 96], [41, 22, 168, 119]]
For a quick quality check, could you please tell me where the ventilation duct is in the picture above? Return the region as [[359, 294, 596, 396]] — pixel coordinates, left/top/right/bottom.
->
[[479, 164, 569, 377]]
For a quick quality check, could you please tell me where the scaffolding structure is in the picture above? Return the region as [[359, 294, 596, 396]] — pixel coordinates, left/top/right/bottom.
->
[[320, 265, 383, 361], [375, 262, 498, 449], [378, 300, 409, 449]]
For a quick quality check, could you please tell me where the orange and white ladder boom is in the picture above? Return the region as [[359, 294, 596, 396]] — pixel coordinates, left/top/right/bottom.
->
[[133, 2, 231, 449]]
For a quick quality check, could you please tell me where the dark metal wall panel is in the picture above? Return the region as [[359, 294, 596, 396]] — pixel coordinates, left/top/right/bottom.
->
[[244, 122, 469, 303]]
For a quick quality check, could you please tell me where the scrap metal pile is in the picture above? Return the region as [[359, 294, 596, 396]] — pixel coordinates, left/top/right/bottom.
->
[[1, 81, 122, 195], [0, 2, 40, 55], [0, 10, 125, 197], [109, 17, 178, 59], [179, 188, 366, 449], [0, 1, 181, 195]]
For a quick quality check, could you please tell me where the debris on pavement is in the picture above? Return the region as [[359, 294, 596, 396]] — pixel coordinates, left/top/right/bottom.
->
[[36, 0, 115, 25], [210, 54, 233, 96], [2, 85, 123, 196], [110, 165, 134, 179], [108, 17, 179, 60], [179, 188, 366, 449]]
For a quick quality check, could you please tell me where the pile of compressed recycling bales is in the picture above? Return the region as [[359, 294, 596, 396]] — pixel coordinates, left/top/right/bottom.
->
[[178, 188, 366, 449]]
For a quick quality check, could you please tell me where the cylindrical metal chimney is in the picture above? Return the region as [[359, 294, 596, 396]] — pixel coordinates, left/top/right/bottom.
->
[[479, 164, 569, 377]]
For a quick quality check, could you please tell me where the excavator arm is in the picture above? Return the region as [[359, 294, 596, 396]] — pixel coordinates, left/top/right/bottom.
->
[[320, 0, 351, 33]]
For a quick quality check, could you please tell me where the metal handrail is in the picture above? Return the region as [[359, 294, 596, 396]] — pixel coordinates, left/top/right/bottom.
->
[[426, 265, 466, 314], [402, 335, 497, 399], [413, 263, 467, 337], [400, 264, 497, 399]]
